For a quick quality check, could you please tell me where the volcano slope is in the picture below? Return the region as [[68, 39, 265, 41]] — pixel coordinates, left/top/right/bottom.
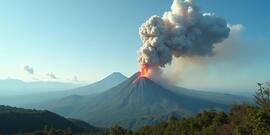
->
[[40, 73, 229, 130]]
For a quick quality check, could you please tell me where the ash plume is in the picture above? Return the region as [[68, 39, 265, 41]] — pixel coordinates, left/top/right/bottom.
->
[[138, 0, 230, 68]]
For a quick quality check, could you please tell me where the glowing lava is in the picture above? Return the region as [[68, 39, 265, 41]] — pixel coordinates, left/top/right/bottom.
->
[[139, 64, 150, 78], [133, 64, 150, 84]]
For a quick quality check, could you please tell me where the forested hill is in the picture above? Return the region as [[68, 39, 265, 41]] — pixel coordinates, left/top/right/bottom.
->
[[0, 105, 99, 134], [7, 104, 269, 135]]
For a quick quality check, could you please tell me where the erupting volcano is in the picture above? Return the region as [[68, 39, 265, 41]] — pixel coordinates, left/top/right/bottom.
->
[[44, 72, 229, 130], [37, 0, 235, 130], [79, 0, 231, 129]]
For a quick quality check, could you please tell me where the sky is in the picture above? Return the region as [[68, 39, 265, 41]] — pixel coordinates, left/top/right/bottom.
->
[[0, 0, 269, 93]]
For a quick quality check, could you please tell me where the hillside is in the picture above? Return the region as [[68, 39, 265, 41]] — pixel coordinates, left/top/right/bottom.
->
[[0, 105, 99, 134]]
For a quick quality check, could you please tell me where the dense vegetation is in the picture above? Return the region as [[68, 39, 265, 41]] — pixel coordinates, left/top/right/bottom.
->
[[0, 106, 99, 134], [9, 104, 268, 135], [0, 83, 269, 135]]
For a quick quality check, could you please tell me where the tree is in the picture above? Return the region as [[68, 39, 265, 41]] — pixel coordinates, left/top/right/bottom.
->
[[48, 128, 57, 135], [255, 82, 270, 111], [63, 128, 73, 135], [250, 109, 270, 134], [109, 125, 133, 135]]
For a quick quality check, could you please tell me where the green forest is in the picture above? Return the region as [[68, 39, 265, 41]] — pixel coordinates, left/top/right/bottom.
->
[[1, 83, 269, 135]]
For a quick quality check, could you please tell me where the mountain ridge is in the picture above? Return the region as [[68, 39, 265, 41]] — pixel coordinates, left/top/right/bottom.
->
[[0, 79, 81, 96], [66, 72, 127, 95], [0, 72, 127, 107]]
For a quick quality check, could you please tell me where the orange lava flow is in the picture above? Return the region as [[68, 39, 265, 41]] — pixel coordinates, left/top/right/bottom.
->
[[139, 64, 150, 78], [132, 64, 150, 84]]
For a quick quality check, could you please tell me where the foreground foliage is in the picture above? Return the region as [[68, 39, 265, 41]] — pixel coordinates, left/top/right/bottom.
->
[[6, 104, 269, 135], [0, 106, 99, 134]]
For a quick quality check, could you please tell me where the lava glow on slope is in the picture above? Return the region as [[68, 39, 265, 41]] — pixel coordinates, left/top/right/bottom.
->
[[133, 64, 150, 84], [139, 64, 150, 78]]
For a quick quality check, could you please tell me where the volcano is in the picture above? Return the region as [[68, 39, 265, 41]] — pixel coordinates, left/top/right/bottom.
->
[[39, 72, 228, 130]]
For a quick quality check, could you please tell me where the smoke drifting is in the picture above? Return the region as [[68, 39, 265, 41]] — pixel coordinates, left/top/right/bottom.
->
[[23, 65, 34, 75], [47, 73, 57, 80], [162, 24, 270, 91], [138, 0, 230, 68]]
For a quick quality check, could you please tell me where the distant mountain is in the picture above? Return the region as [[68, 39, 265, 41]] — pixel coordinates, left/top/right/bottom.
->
[[37, 73, 229, 130], [66, 72, 128, 95], [0, 79, 81, 96], [0, 105, 99, 134], [0, 72, 127, 107]]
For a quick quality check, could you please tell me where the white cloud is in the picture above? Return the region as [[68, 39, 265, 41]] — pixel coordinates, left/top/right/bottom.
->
[[228, 24, 244, 33]]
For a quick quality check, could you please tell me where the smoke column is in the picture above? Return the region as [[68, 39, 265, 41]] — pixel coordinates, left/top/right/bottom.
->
[[138, 0, 230, 70]]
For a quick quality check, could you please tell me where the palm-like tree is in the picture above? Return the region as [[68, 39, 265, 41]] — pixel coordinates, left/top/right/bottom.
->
[[255, 82, 270, 111]]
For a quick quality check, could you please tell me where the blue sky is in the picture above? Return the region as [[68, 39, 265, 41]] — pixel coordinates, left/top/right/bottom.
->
[[0, 0, 269, 92]]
